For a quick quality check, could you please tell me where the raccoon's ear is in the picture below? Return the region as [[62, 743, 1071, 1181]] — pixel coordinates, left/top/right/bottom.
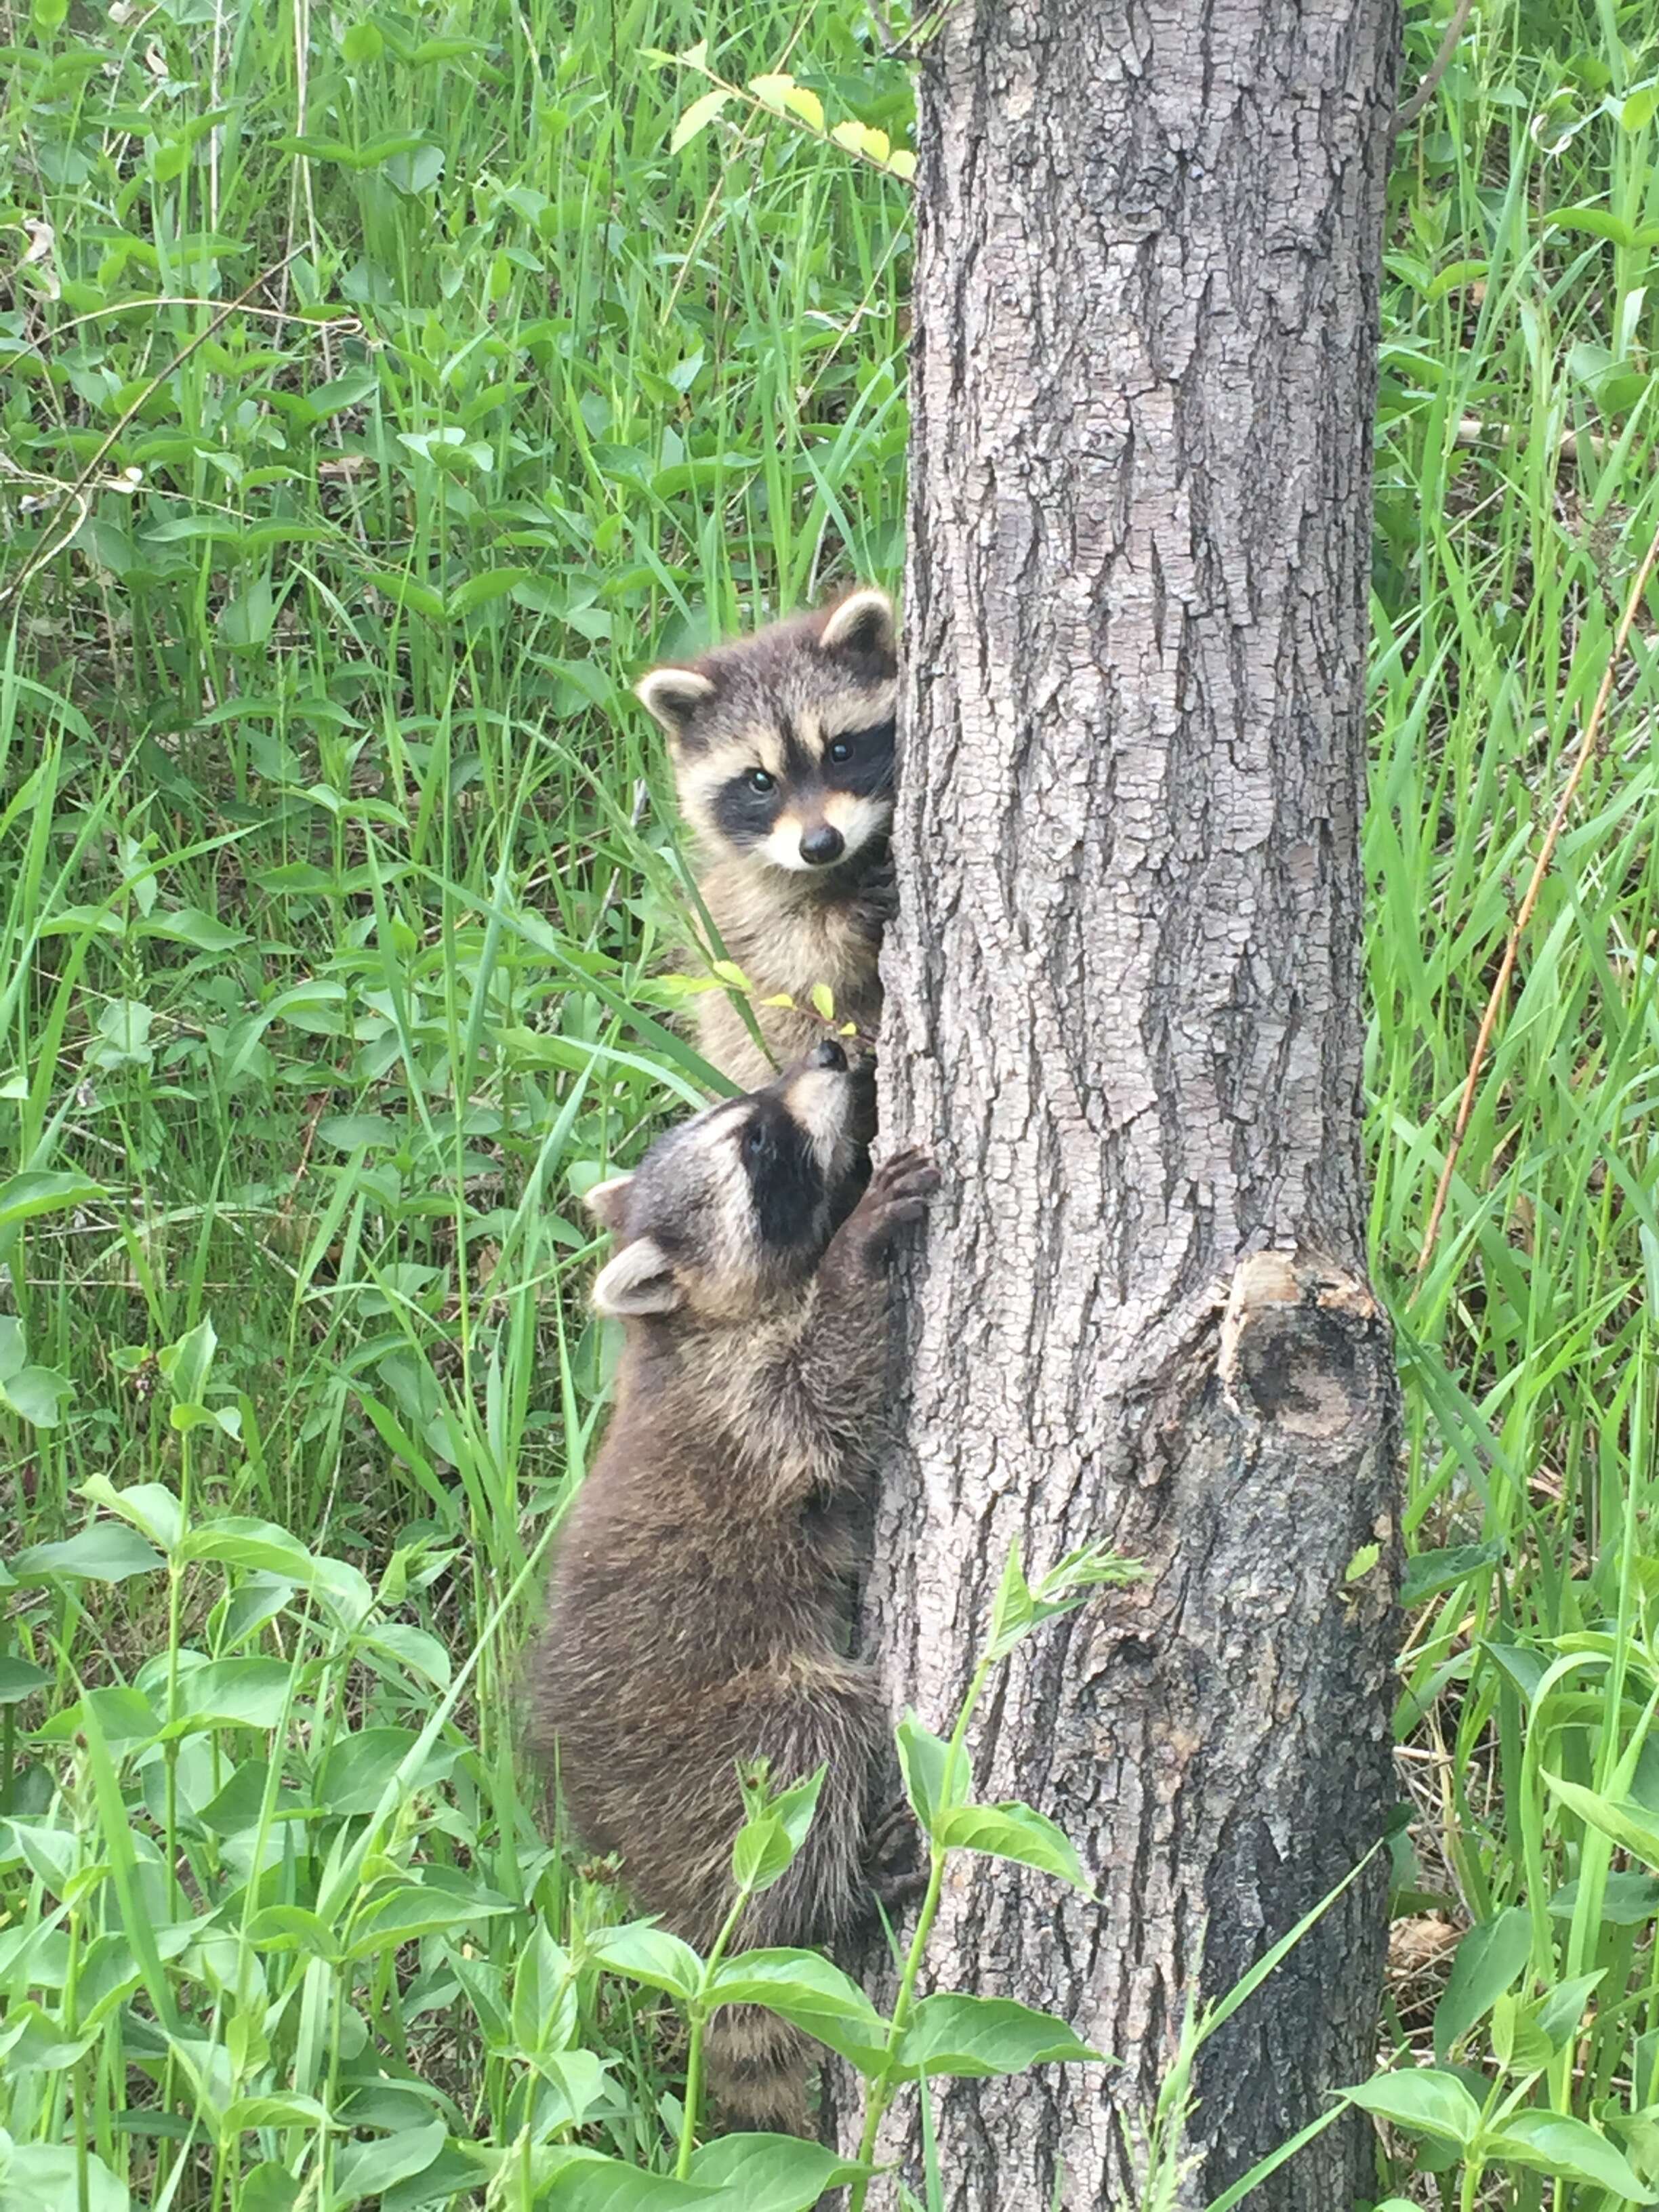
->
[[583, 1174, 634, 1235], [592, 1234, 682, 1319], [634, 666, 716, 741], [819, 587, 896, 663]]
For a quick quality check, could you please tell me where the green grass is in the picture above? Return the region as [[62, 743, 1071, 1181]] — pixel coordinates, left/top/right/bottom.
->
[[4, 0, 1659, 2203]]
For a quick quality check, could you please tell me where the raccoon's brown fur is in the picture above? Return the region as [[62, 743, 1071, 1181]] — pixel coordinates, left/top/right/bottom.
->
[[634, 589, 899, 1090], [528, 1041, 937, 2135]]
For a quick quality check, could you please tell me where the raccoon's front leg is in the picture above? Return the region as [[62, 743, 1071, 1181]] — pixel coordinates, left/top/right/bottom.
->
[[792, 1147, 940, 1456]]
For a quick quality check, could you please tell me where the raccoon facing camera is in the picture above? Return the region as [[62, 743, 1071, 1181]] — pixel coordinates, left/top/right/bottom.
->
[[527, 1038, 939, 2135], [634, 589, 898, 1091]]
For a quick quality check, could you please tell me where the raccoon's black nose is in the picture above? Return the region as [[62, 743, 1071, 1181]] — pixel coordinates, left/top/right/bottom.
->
[[799, 824, 845, 866], [808, 1039, 848, 1073]]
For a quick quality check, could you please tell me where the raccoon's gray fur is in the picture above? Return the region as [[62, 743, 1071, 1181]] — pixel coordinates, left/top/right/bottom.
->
[[634, 589, 898, 1090], [528, 1039, 937, 2135]]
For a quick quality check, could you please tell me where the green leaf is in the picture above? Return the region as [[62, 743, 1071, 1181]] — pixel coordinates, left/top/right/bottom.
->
[[159, 1317, 218, 1408], [244, 1905, 344, 1963], [0, 1318, 23, 1383], [222, 2092, 332, 2131], [238, 2165, 300, 2212], [1534, 1969, 1605, 2049], [894, 1994, 1103, 2079], [1433, 1906, 1531, 2060], [1490, 1991, 1555, 2074], [0, 1657, 50, 1705], [310, 1728, 457, 1818], [0, 1170, 106, 1233], [138, 908, 248, 952], [176, 1517, 314, 1579], [586, 1922, 703, 2001], [342, 20, 382, 63], [733, 1813, 795, 1892], [1549, 1872, 1659, 1925], [333, 2118, 447, 2205], [1344, 2067, 1481, 2148], [670, 88, 729, 153], [1543, 1771, 1659, 1867], [344, 1877, 513, 1958], [382, 144, 445, 195], [163, 1658, 295, 1736], [79, 1477, 182, 1552], [688, 2134, 870, 2209], [895, 1710, 958, 1833], [1, 1364, 75, 1428], [512, 1923, 577, 2054], [934, 1801, 1094, 1896], [707, 1950, 890, 2071], [538, 2152, 720, 2207], [0, 2144, 129, 2212], [1482, 2110, 1657, 2199], [1400, 1540, 1504, 1608], [11, 1524, 165, 1585]]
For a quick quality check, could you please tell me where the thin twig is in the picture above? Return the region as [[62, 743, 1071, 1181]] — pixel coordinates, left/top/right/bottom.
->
[[1395, 0, 1476, 133], [1415, 516, 1659, 1279]]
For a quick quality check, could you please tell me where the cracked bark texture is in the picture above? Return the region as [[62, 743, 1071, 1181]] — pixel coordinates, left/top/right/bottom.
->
[[849, 1, 1404, 2205]]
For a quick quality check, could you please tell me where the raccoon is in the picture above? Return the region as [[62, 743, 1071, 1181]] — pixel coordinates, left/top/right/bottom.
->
[[529, 1038, 938, 2135], [634, 588, 899, 1091]]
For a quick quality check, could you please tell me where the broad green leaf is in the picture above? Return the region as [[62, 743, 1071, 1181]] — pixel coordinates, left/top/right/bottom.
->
[[512, 1923, 577, 2054], [1344, 2067, 1481, 2148], [310, 1729, 457, 1817], [538, 2152, 720, 2208], [164, 1658, 295, 1735], [344, 1877, 514, 1957], [771, 1764, 825, 1852], [0, 1656, 49, 1704], [1490, 1991, 1555, 2074], [0, 2144, 129, 2212], [12, 1524, 164, 1585], [159, 1316, 218, 1407], [895, 1710, 957, 1832], [733, 1812, 796, 1891], [1535, 1970, 1605, 2049], [689, 2134, 870, 2209], [238, 2167, 300, 2212], [245, 1905, 343, 1962], [587, 1921, 703, 2001], [1400, 1540, 1504, 1608], [138, 907, 248, 951], [895, 1992, 1101, 2079], [1549, 1872, 1659, 1925], [1433, 1906, 1531, 2060], [707, 1949, 889, 2070], [79, 1477, 182, 1552], [176, 1518, 315, 1578], [1, 1365, 74, 1428], [222, 2092, 332, 2130], [670, 88, 729, 152], [934, 1801, 1094, 1896], [0, 1170, 106, 1232], [0, 1318, 22, 1382], [34, 1685, 159, 1748], [1483, 2110, 1657, 2199], [333, 2118, 447, 2205]]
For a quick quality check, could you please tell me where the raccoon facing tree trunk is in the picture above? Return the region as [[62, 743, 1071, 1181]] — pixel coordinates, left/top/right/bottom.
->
[[843, 3, 1404, 2207]]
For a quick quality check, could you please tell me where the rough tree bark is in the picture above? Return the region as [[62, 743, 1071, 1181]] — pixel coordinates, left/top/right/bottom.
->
[[855, 2, 1404, 2206]]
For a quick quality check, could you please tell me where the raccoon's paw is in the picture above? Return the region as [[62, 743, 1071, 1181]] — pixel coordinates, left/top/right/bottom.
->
[[865, 1798, 927, 1914], [847, 1147, 941, 1263]]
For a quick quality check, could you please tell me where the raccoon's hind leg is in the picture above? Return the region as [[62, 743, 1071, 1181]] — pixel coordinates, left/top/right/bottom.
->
[[703, 1662, 884, 2137]]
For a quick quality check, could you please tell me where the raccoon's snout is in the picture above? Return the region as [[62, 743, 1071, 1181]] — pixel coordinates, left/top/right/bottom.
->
[[799, 823, 846, 867], [807, 1038, 847, 1073]]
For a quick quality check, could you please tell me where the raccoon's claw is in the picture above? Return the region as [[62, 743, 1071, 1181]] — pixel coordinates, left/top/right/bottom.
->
[[865, 1798, 926, 1912], [855, 1148, 941, 1252]]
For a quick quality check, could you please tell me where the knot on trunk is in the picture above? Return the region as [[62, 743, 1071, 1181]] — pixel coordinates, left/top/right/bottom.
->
[[1217, 1250, 1385, 1441]]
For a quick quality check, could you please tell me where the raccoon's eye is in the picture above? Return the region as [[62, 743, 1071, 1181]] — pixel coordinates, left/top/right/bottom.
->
[[827, 738, 853, 764], [746, 768, 775, 794], [742, 1122, 772, 1161]]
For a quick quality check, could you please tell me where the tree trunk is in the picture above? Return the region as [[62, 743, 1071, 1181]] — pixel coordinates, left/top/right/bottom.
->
[[858, 1, 1404, 2205]]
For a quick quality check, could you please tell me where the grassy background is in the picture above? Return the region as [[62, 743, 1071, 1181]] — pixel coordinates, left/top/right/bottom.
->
[[3, 0, 1659, 2203]]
